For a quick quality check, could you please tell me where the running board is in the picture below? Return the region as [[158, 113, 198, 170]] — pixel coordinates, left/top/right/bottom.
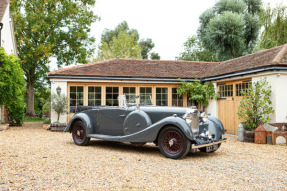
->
[[88, 134, 121, 142], [192, 138, 227, 149]]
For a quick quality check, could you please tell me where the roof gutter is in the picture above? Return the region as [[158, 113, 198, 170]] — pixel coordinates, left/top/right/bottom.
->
[[202, 66, 287, 81], [48, 75, 195, 82]]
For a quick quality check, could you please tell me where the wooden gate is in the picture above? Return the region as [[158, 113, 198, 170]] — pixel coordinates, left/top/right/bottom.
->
[[217, 80, 251, 135]]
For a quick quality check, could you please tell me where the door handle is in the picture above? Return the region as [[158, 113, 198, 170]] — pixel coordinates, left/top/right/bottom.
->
[[119, 114, 126, 117]]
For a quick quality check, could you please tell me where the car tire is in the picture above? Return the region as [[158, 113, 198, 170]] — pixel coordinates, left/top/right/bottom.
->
[[72, 121, 90, 146], [198, 143, 221, 153], [158, 126, 191, 159]]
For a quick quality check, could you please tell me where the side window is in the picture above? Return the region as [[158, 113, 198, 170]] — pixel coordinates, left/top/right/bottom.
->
[[88, 86, 101, 106], [236, 81, 250, 96], [172, 88, 183, 107], [123, 87, 136, 103], [69, 86, 84, 113], [106, 87, 119, 106], [140, 87, 152, 104], [156, 87, 168, 106], [218, 84, 233, 97]]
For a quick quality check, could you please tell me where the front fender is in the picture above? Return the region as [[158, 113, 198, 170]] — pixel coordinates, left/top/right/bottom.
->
[[119, 116, 195, 142], [64, 113, 93, 134]]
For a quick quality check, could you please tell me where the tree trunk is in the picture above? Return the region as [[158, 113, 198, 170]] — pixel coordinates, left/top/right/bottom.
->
[[26, 82, 36, 117]]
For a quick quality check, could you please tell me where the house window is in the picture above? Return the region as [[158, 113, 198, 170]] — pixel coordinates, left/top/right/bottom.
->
[[140, 87, 152, 105], [123, 87, 136, 103], [88, 87, 101, 106], [172, 88, 183, 107], [156, 87, 168, 106], [236, 81, 250, 96], [218, 84, 233, 97], [69, 86, 84, 113], [106, 87, 119, 106]]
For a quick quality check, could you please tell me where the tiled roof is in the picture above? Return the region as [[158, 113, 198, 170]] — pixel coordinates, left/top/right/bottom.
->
[[0, 0, 9, 21], [202, 45, 287, 78], [48, 44, 287, 80], [48, 59, 219, 79]]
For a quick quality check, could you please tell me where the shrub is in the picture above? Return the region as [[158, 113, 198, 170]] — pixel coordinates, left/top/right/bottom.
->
[[51, 93, 67, 123]]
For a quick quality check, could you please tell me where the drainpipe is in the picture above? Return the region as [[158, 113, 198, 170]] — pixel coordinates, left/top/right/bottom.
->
[[0, 23, 3, 46]]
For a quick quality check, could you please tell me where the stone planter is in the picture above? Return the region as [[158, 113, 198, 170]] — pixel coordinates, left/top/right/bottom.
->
[[50, 123, 66, 132], [0, 123, 9, 131], [43, 124, 50, 130], [244, 130, 255, 143], [238, 122, 246, 141]]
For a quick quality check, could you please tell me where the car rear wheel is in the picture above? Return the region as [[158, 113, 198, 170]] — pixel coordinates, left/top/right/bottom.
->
[[158, 126, 191, 159], [72, 121, 90, 146]]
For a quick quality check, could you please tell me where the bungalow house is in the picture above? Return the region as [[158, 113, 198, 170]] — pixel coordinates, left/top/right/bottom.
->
[[0, 0, 18, 123], [48, 44, 287, 135]]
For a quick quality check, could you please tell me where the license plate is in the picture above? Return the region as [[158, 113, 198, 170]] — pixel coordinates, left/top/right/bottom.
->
[[206, 144, 218, 152]]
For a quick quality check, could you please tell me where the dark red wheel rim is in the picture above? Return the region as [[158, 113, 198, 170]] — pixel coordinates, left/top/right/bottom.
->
[[162, 131, 183, 154], [74, 124, 86, 142]]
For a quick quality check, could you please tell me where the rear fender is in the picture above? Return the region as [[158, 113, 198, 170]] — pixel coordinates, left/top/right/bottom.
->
[[64, 113, 93, 134]]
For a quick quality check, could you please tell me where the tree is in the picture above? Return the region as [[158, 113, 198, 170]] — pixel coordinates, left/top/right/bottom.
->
[[97, 31, 142, 60], [10, 0, 98, 117], [179, 35, 218, 62], [51, 93, 67, 123], [177, 79, 216, 112], [258, 4, 287, 49], [97, 21, 160, 60], [0, 47, 25, 126], [151, 52, 161, 60], [237, 78, 274, 131], [198, 0, 261, 60]]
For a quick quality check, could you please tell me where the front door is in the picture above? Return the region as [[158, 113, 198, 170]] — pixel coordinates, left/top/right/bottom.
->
[[217, 80, 251, 135]]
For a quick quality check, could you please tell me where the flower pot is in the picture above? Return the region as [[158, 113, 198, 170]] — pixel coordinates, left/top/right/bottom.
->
[[0, 124, 9, 130], [43, 124, 50, 130], [244, 130, 255, 143]]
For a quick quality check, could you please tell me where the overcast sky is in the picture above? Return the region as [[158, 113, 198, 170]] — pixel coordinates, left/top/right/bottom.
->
[[91, 0, 286, 61]]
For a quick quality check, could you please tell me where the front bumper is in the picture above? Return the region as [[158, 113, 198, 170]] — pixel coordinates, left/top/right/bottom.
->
[[191, 137, 227, 149]]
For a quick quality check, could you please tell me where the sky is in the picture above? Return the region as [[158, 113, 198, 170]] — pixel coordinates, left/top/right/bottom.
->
[[51, 0, 286, 70], [91, 0, 286, 61]]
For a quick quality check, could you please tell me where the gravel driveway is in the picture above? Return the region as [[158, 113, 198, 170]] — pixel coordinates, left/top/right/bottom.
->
[[0, 122, 286, 190]]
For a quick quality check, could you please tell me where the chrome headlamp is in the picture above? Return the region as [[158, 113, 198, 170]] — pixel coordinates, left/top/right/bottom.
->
[[201, 112, 208, 123]]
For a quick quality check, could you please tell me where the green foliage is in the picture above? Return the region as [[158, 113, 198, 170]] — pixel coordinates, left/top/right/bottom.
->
[[97, 21, 160, 60], [0, 47, 25, 126], [237, 78, 274, 131], [258, 4, 287, 49], [10, 0, 98, 116], [23, 117, 45, 123], [198, 0, 261, 60], [43, 118, 51, 124], [51, 93, 67, 123], [179, 35, 219, 62], [150, 52, 161, 60], [177, 79, 216, 111], [97, 31, 142, 60], [34, 88, 51, 117]]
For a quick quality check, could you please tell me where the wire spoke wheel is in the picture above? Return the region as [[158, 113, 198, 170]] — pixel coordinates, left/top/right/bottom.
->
[[158, 126, 190, 159], [72, 121, 90, 146]]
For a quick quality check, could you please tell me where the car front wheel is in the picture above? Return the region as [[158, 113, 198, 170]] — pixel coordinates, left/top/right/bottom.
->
[[72, 121, 90, 146], [158, 126, 191, 159]]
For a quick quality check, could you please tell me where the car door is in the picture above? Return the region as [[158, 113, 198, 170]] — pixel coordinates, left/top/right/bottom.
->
[[97, 107, 132, 136]]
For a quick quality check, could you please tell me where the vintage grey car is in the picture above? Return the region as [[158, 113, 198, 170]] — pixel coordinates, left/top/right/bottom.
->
[[64, 95, 226, 159]]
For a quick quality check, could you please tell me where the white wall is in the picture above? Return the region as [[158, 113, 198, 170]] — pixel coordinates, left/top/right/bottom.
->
[[1, 4, 16, 55], [252, 74, 287, 131], [205, 82, 218, 117], [50, 81, 68, 123]]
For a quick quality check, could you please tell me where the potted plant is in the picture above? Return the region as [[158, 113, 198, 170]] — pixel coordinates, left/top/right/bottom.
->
[[50, 93, 67, 132], [42, 118, 51, 130], [0, 121, 9, 130], [237, 78, 274, 142]]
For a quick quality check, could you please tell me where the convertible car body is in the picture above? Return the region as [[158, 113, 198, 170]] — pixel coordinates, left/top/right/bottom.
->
[[65, 95, 226, 159]]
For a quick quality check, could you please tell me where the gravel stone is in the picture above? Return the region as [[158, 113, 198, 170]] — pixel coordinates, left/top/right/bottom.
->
[[0, 122, 286, 190]]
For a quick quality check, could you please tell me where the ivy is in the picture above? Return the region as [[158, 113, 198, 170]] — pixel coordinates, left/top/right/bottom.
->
[[0, 47, 25, 125]]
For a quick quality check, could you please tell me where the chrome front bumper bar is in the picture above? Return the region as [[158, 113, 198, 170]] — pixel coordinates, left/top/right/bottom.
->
[[192, 138, 227, 149]]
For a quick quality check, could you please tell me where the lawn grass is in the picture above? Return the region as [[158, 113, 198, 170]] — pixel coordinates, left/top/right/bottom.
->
[[23, 117, 45, 123]]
